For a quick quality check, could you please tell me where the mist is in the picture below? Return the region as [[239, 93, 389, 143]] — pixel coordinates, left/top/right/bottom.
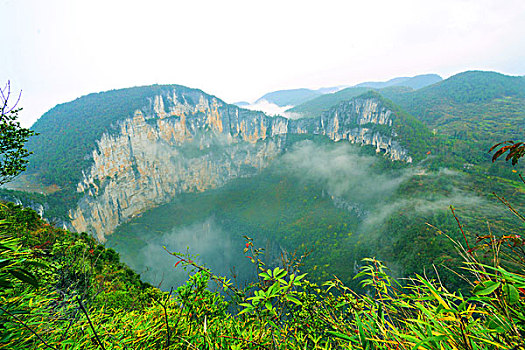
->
[[280, 140, 415, 202], [116, 218, 255, 291], [243, 99, 302, 119], [279, 140, 504, 235]]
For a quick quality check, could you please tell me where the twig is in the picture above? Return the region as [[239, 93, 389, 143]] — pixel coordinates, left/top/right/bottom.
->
[[492, 192, 525, 222], [77, 297, 107, 350], [0, 305, 59, 350], [450, 206, 472, 253], [154, 287, 173, 349], [0, 80, 22, 115]]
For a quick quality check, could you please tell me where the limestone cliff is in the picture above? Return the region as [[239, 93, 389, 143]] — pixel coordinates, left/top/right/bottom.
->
[[66, 87, 412, 240]]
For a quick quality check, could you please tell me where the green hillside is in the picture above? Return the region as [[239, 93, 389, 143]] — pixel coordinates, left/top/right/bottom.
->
[[25, 84, 225, 189], [288, 75, 442, 119], [381, 71, 525, 175], [3, 163, 525, 348]]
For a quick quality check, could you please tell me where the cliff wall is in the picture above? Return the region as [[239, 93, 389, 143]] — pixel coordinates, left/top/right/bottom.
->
[[68, 89, 411, 240]]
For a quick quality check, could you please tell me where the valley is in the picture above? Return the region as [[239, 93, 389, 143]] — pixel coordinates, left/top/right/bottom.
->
[[2, 71, 524, 294]]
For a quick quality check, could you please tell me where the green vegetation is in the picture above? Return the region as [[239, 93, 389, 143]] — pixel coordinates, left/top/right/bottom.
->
[[355, 74, 442, 90], [107, 137, 524, 295], [286, 71, 524, 179], [0, 187, 74, 221], [358, 91, 435, 161], [3, 73, 525, 348], [287, 74, 443, 119], [381, 71, 525, 176], [2, 182, 525, 348]]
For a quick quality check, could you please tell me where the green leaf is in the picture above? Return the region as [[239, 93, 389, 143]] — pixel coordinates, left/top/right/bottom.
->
[[295, 273, 307, 281], [485, 316, 507, 333], [0, 258, 13, 268], [278, 278, 287, 285], [503, 284, 519, 305], [284, 295, 302, 305], [238, 308, 251, 315], [9, 268, 38, 287], [326, 330, 354, 342], [275, 270, 287, 280], [473, 281, 500, 296]]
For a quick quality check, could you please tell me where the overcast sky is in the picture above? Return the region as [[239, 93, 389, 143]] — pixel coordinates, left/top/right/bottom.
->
[[1, 0, 524, 127]]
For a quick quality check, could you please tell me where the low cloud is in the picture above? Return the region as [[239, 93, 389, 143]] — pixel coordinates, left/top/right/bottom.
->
[[279, 140, 502, 234], [243, 99, 303, 119], [361, 191, 490, 229], [135, 218, 254, 290], [281, 140, 416, 202]]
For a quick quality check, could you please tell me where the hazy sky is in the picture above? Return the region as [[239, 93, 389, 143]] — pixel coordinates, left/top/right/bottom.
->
[[2, 0, 524, 127]]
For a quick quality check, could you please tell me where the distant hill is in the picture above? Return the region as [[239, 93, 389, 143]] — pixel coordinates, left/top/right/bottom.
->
[[286, 74, 442, 118], [255, 88, 323, 107], [316, 85, 349, 94], [381, 70, 525, 130], [233, 101, 250, 107], [286, 87, 372, 118], [253, 75, 440, 111], [355, 74, 442, 89]]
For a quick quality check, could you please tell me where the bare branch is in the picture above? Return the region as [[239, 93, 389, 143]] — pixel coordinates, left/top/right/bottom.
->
[[77, 297, 107, 350], [0, 80, 22, 115]]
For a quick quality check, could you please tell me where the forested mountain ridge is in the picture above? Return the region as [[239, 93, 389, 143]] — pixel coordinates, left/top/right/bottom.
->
[[382, 70, 525, 126], [9, 85, 426, 241], [255, 88, 323, 106], [283, 71, 524, 177], [287, 74, 443, 118], [382, 71, 525, 175], [25, 85, 229, 189], [2, 74, 525, 349], [286, 87, 372, 118]]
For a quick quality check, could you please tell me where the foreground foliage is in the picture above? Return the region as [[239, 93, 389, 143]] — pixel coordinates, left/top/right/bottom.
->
[[1, 186, 525, 350]]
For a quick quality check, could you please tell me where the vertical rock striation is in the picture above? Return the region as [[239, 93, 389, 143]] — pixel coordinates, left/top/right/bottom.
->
[[68, 87, 412, 240]]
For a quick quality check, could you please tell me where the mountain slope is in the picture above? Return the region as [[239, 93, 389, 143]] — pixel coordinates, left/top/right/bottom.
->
[[287, 75, 443, 119], [19, 85, 421, 240], [381, 71, 525, 173]]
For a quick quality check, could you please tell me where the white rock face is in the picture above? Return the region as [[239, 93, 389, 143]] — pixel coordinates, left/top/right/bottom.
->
[[69, 91, 412, 240], [70, 99, 285, 241], [314, 98, 412, 162]]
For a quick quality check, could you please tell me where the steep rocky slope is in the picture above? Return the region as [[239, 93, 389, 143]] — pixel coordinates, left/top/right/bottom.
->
[[19, 86, 420, 240]]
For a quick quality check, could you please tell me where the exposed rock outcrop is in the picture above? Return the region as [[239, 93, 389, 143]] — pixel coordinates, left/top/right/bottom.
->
[[68, 88, 412, 240]]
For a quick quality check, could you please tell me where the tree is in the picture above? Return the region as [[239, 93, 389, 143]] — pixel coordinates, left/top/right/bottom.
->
[[0, 81, 36, 185]]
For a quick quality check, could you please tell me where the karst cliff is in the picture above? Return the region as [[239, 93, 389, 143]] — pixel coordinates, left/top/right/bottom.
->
[[23, 86, 412, 241]]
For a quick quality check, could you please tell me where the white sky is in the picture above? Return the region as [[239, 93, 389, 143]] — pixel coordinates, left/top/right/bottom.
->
[[1, 0, 524, 127]]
